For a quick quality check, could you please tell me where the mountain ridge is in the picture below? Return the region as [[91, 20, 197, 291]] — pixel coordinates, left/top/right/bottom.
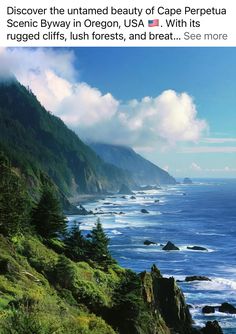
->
[[89, 142, 176, 185], [0, 79, 134, 203]]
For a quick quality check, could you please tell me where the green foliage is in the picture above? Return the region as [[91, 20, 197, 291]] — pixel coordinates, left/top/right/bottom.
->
[[31, 187, 66, 238], [1, 297, 116, 334], [64, 223, 89, 261], [103, 270, 158, 334], [0, 151, 30, 236], [0, 234, 117, 334], [54, 255, 77, 289], [89, 219, 114, 266]]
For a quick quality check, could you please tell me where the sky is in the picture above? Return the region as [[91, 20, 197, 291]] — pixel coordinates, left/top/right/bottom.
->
[[0, 47, 235, 178]]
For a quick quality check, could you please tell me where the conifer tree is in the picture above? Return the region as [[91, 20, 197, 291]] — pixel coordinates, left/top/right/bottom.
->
[[31, 187, 66, 239], [54, 255, 76, 289], [90, 219, 113, 265], [65, 223, 89, 261], [0, 151, 29, 236]]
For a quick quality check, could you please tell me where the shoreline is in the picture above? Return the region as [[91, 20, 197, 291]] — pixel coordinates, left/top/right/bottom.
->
[[69, 193, 110, 205]]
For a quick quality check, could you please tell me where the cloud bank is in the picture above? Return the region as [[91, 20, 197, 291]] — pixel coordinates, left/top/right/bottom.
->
[[0, 48, 207, 148]]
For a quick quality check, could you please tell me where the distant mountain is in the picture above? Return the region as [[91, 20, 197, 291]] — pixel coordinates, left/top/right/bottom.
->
[[89, 143, 176, 185], [0, 79, 133, 202]]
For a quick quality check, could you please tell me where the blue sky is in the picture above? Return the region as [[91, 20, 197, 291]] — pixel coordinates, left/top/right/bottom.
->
[[73, 47, 236, 178], [1, 47, 235, 178], [73, 47, 236, 136]]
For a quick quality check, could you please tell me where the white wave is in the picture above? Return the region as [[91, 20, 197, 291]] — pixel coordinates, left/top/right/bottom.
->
[[110, 229, 122, 235], [221, 267, 236, 275], [196, 232, 227, 237], [178, 245, 214, 252], [192, 277, 236, 291], [162, 210, 182, 214]]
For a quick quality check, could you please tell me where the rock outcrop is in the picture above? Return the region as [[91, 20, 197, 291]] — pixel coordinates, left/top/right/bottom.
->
[[140, 265, 193, 334], [77, 204, 93, 215], [118, 184, 134, 195], [187, 246, 208, 251], [201, 320, 223, 334], [219, 302, 236, 314], [185, 276, 211, 282], [202, 305, 215, 314], [183, 177, 193, 184], [162, 241, 180, 251], [144, 240, 156, 246]]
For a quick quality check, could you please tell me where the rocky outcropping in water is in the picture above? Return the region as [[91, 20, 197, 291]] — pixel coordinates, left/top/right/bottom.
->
[[140, 265, 224, 334], [118, 184, 134, 195], [183, 177, 193, 184], [162, 241, 180, 251], [201, 320, 223, 334], [141, 265, 192, 334]]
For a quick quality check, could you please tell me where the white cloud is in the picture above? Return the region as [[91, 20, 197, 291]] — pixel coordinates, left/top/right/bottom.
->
[[116, 90, 207, 145], [57, 83, 118, 127], [0, 47, 208, 148], [205, 166, 236, 173], [203, 137, 236, 144], [163, 165, 169, 172], [190, 162, 202, 171], [182, 146, 236, 153]]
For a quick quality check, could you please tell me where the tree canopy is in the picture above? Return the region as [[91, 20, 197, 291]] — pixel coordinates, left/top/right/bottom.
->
[[89, 219, 113, 265], [31, 187, 66, 239], [0, 151, 29, 236]]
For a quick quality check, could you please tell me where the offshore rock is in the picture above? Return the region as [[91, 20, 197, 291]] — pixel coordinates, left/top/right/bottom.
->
[[118, 184, 134, 195], [187, 246, 208, 251], [144, 240, 156, 246], [77, 204, 93, 215], [219, 302, 236, 314], [185, 276, 211, 282], [183, 177, 193, 184], [202, 305, 215, 314], [201, 320, 223, 334], [162, 241, 180, 251]]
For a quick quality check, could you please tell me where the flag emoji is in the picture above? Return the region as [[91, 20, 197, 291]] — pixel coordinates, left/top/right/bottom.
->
[[148, 19, 159, 27]]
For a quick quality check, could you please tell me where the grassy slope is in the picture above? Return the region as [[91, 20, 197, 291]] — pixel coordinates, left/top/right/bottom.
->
[[0, 233, 171, 334], [0, 234, 119, 333]]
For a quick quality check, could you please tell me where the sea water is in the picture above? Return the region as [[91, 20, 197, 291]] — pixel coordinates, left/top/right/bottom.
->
[[68, 179, 236, 333]]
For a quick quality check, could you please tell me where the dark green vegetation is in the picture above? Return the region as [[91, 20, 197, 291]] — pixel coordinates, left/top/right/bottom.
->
[[31, 187, 66, 239], [0, 79, 132, 207], [89, 143, 176, 185], [0, 152, 30, 236]]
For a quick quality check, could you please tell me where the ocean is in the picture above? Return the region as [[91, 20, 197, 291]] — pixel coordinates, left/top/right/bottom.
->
[[68, 179, 236, 333]]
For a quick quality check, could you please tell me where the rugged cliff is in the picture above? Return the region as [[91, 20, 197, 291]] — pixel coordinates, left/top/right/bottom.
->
[[90, 143, 176, 185], [141, 265, 192, 334]]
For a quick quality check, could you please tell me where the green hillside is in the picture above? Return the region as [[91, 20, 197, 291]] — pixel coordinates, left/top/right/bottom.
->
[[0, 79, 132, 201]]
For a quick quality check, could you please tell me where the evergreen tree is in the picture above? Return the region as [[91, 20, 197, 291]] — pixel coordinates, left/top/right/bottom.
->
[[64, 223, 89, 261], [31, 187, 66, 239], [54, 255, 76, 289], [89, 219, 113, 265], [0, 151, 29, 236]]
